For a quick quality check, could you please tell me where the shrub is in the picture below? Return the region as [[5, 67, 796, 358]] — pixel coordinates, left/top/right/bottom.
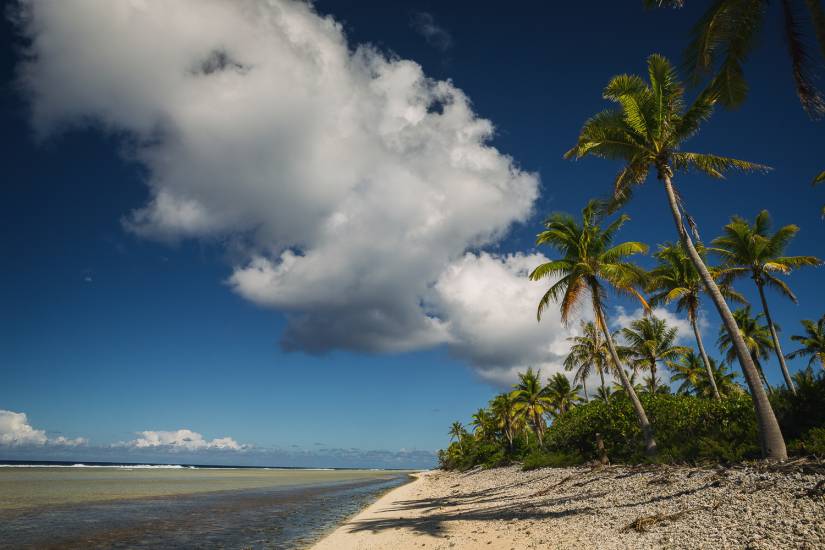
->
[[544, 393, 760, 463], [522, 449, 584, 470]]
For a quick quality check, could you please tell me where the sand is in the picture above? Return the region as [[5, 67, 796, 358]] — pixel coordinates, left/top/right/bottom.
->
[[311, 462, 825, 549]]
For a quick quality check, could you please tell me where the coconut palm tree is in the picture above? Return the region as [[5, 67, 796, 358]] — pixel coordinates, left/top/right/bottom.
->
[[611, 369, 645, 397], [787, 315, 825, 371], [713, 210, 823, 394], [717, 306, 774, 393], [703, 359, 743, 397], [648, 243, 745, 399], [669, 350, 705, 395], [646, 0, 825, 118], [512, 368, 553, 447], [564, 320, 613, 401], [448, 421, 466, 453], [669, 350, 741, 397], [621, 316, 690, 394], [594, 385, 614, 402], [470, 408, 494, 441], [490, 392, 519, 451], [530, 200, 657, 454], [547, 372, 583, 415], [565, 53, 786, 459]]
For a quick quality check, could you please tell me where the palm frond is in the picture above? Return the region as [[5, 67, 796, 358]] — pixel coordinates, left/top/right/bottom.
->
[[805, 0, 825, 61], [671, 152, 771, 178], [781, 0, 825, 119]]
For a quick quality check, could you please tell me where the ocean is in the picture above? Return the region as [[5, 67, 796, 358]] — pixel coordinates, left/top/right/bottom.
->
[[0, 461, 413, 549]]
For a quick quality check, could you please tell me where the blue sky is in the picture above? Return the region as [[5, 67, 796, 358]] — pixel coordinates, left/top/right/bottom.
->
[[1, 1, 823, 468]]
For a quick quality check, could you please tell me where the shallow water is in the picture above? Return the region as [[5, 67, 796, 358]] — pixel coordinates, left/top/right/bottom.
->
[[0, 466, 411, 549]]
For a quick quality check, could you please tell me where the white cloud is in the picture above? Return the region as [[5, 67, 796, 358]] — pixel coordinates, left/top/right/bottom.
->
[[410, 12, 453, 51], [0, 410, 87, 446], [433, 252, 587, 386], [51, 435, 89, 446], [0, 410, 48, 446], [124, 429, 244, 451], [16, 0, 539, 363]]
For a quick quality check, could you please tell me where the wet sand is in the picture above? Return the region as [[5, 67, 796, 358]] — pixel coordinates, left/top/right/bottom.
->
[[0, 467, 412, 548]]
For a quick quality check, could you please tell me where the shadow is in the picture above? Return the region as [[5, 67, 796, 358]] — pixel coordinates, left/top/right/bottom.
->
[[338, 467, 726, 538]]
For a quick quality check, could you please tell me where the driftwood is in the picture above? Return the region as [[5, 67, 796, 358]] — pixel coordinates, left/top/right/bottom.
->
[[529, 474, 574, 497], [797, 479, 825, 499], [622, 502, 721, 533]]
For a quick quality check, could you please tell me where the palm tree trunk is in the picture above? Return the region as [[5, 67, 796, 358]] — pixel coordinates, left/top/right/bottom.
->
[[650, 362, 657, 394], [582, 376, 589, 403], [754, 357, 773, 396], [599, 366, 606, 394], [692, 316, 721, 400], [661, 172, 787, 459], [756, 281, 797, 394], [592, 290, 657, 455]]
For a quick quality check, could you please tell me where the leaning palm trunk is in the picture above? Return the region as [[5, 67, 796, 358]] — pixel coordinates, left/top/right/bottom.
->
[[756, 283, 797, 394], [661, 173, 787, 459], [593, 292, 657, 455], [581, 376, 589, 403], [754, 356, 773, 396], [691, 316, 721, 400]]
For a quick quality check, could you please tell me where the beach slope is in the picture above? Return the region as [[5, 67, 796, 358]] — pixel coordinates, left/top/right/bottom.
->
[[312, 463, 824, 549]]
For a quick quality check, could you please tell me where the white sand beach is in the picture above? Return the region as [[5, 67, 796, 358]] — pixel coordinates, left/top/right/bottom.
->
[[313, 463, 825, 549]]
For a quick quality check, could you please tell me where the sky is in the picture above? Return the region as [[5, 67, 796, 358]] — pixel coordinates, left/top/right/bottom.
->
[[1, 0, 823, 469]]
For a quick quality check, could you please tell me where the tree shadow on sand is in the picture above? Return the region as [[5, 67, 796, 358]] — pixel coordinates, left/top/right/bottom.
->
[[340, 469, 724, 538]]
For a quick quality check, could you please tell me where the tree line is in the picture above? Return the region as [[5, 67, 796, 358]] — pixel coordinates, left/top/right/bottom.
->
[[442, 0, 825, 463]]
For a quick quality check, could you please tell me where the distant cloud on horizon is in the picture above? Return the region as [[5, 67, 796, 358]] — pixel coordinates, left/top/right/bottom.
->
[[0, 409, 435, 468], [0, 410, 87, 447], [118, 429, 245, 452]]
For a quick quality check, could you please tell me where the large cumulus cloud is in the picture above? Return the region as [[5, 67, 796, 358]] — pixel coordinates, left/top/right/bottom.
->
[[13, 0, 566, 382]]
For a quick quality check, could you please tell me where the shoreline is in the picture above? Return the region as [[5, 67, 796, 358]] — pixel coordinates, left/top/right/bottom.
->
[[311, 463, 824, 549]]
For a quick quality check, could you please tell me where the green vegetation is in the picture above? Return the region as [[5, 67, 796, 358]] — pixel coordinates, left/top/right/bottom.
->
[[713, 210, 823, 393], [439, 6, 824, 470], [439, 202, 822, 469], [438, 367, 825, 471]]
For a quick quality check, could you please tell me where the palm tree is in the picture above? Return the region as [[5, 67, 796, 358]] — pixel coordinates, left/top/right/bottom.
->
[[669, 350, 705, 395], [669, 350, 741, 397], [470, 408, 493, 441], [448, 421, 466, 453], [547, 372, 583, 415], [594, 385, 614, 402], [787, 315, 825, 371], [648, 243, 745, 399], [530, 200, 657, 454], [703, 359, 743, 397], [646, 0, 825, 118], [565, 54, 787, 459], [611, 369, 645, 397], [564, 320, 613, 400], [713, 210, 823, 394], [717, 306, 774, 394], [512, 368, 554, 447], [490, 392, 519, 451], [621, 316, 690, 394]]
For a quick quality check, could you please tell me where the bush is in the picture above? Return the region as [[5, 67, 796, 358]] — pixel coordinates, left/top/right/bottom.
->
[[544, 393, 760, 463], [438, 372, 825, 470], [522, 449, 584, 470]]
